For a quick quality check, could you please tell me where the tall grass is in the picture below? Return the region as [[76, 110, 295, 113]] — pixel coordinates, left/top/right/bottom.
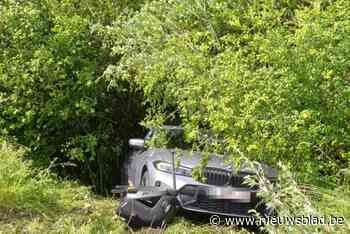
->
[[0, 140, 125, 233], [1, 141, 71, 216]]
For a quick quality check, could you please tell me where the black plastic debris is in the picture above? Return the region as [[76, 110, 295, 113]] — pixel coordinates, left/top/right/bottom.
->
[[114, 186, 178, 229]]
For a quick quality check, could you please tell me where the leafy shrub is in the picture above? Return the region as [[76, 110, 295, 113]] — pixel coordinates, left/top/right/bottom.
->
[[0, 0, 146, 193], [105, 0, 350, 183]]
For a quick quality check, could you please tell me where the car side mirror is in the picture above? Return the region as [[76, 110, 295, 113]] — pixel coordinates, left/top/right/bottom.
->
[[129, 138, 145, 149]]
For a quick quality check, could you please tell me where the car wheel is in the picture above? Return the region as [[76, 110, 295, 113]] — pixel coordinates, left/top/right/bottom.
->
[[140, 169, 150, 186]]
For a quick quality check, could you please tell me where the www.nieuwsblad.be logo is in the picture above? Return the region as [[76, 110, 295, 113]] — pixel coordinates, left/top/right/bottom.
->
[[210, 215, 345, 226]]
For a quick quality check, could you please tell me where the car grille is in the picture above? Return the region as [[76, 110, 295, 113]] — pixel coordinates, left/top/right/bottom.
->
[[203, 167, 231, 186], [203, 167, 256, 188]]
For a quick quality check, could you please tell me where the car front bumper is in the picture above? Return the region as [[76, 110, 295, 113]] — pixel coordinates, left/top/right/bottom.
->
[[177, 184, 262, 217]]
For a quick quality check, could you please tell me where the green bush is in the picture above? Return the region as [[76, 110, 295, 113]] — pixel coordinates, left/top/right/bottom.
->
[[0, 0, 146, 193], [105, 0, 350, 183]]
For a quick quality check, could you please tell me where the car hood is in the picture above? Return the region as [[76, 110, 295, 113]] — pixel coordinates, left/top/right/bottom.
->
[[149, 148, 277, 179]]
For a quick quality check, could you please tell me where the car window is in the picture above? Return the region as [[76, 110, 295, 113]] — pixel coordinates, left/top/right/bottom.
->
[[146, 127, 192, 150], [145, 126, 226, 153]]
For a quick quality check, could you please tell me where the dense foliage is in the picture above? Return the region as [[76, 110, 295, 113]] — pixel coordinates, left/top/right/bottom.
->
[[105, 0, 350, 184], [0, 0, 146, 193]]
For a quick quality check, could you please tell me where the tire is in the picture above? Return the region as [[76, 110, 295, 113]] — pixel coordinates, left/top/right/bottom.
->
[[140, 169, 150, 186]]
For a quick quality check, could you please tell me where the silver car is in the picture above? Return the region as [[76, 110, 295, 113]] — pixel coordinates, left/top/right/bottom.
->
[[124, 125, 277, 217]]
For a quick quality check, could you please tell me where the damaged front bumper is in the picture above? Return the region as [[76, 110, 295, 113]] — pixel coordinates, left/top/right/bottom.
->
[[177, 184, 263, 217]]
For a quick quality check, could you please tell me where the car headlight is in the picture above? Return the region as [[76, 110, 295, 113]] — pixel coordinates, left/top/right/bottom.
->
[[153, 161, 192, 177]]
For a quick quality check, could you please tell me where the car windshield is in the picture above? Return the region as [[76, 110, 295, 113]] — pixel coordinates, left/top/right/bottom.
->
[[146, 126, 192, 150]]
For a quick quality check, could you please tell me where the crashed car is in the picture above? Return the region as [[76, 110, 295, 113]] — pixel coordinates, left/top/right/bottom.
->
[[123, 125, 277, 217]]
